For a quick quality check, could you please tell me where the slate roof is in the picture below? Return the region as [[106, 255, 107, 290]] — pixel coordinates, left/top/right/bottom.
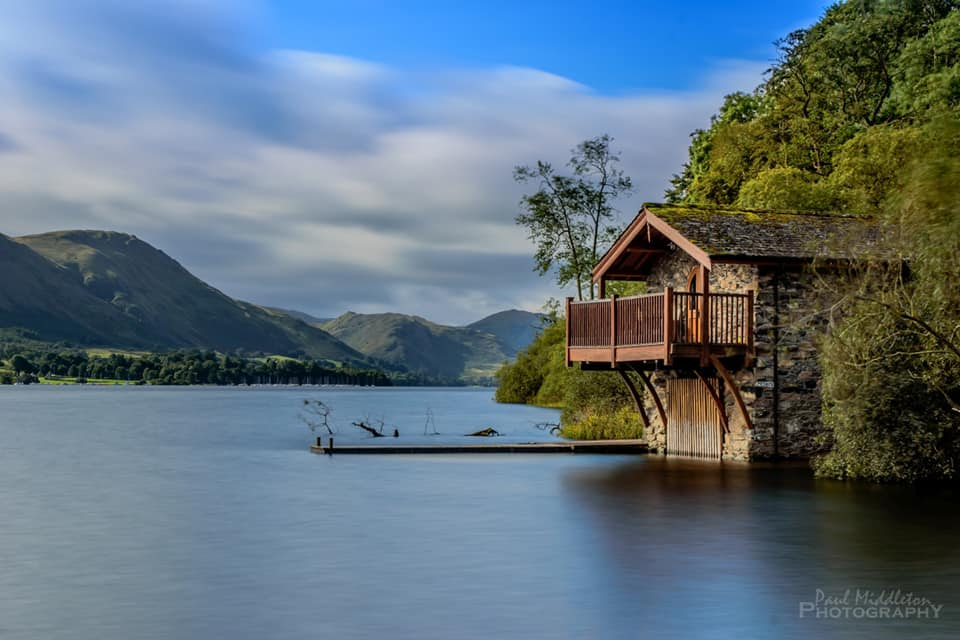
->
[[644, 203, 882, 260]]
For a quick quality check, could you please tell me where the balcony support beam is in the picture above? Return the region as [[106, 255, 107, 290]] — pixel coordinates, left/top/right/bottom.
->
[[616, 369, 650, 430], [710, 356, 753, 433], [631, 365, 667, 429]]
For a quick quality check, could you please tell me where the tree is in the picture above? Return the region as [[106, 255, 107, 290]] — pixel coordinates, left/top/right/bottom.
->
[[514, 135, 632, 300], [666, 0, 958, 206], [667, 91, 765, 204], [827, 124, 921, 215], [814, 115, 960, 482], [892, 9, 960, 116], [10, 354, 32, 375], [662, 0, 960, 481], [735, 167, 838, 211]]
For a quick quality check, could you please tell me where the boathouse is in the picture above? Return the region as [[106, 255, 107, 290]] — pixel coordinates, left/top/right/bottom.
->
[[565, 203, 878, 460]]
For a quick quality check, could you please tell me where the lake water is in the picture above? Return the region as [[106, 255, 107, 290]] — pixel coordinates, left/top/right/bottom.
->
[[1, 386, 958, 639]]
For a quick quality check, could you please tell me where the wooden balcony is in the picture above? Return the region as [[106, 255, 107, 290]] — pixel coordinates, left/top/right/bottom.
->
[[565, 288, 754, 368]]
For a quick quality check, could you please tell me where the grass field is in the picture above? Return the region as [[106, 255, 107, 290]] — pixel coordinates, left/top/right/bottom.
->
[[84, 348, 149, 359], [39, 376, 131, 385]]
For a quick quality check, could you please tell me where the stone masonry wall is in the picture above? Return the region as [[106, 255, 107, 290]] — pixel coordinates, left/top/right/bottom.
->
[[645, 248, 698, 291], [747, 267, 831, 459], [710, 263, 758, 461], [638, 249, 695, 455], [628, 248, 829, 460]]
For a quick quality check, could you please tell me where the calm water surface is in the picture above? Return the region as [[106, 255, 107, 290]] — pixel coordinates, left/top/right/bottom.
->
[[1, 386, 958, 639]]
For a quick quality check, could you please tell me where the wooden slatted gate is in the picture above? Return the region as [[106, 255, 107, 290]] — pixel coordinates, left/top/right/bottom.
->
[[666, 377, 724, 458]]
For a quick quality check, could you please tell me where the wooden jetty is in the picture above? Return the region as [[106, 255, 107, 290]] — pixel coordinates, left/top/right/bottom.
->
[[310, 438, 648, 455]]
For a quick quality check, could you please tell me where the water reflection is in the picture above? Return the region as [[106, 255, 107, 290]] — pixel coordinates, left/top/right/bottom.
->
[[0, 386, 958, 639], [562, 457, 960, 639]]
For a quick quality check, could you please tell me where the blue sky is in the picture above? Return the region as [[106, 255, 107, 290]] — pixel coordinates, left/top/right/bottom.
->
[[0, 0, 832, 324], [265, 1, 831, 92]]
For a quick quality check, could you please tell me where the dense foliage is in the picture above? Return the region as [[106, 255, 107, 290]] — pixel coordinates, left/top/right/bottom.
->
[[495, 318, 642, 439], [0, 345, 391, 387], [815, 117, 960, 482], [667, 0, 960, 482], [667, 1, 960, 211]]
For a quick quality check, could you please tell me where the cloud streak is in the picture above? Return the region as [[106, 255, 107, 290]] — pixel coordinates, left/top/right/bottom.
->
[[0, 1, 764, 324]]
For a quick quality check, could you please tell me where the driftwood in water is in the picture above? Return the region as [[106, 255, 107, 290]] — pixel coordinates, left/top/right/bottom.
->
[[536, 422, 562, 435], [352, 421, 386, 437], [423, 408, 439, 435], [300, 399, 334, 435], [466, 427, 500, 437]]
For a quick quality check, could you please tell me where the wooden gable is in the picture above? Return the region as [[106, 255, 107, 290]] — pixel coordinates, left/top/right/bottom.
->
[[592, 206, 710, 284], [593, 203, 880, 285]]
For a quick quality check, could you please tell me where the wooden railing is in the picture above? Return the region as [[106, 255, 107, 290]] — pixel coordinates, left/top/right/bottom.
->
[[566, 288, 753, 357], [567, 296, 612, 347], [708, 292, 752, 345], [615, 292, 665, 345], [568, 292, 666, 347]]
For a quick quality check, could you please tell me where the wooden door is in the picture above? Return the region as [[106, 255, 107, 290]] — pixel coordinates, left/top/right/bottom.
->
[[666, 377, 723, 458], [685, 307, 701, 342]]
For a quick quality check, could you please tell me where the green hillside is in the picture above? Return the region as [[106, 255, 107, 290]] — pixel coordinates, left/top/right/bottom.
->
[[467, 309, 545, 357], [321, 312, 510, 384], [1, 229, 542, 383], [0, 232, 145, 345], [5, 230, 367, 362]]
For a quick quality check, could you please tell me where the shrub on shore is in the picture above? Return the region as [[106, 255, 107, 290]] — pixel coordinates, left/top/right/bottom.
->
[[496, 317, 641, 440]]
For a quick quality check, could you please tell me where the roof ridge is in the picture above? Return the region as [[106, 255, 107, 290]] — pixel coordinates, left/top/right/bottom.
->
[[643, 202, 869, 220]]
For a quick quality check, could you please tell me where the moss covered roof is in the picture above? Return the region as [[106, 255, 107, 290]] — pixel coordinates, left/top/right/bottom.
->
[[644, 202, 881, 260]]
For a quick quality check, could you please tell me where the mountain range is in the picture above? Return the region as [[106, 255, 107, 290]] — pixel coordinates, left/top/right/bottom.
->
[[0, 230, 544, 383], [320, 311, 519, 383]]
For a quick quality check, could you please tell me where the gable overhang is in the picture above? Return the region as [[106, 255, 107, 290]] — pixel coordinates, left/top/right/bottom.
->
[[592, 206, 712, 283]]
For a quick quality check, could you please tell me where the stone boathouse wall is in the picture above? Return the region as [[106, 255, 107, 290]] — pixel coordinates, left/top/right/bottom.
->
[[637, 249, 829, 461]]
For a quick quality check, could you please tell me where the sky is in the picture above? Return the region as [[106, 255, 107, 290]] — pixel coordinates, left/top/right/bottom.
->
[[0, 0, 832, 325]]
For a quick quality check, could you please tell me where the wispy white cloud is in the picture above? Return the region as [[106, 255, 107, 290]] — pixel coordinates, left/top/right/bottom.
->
[[0, 1, 762, 324]]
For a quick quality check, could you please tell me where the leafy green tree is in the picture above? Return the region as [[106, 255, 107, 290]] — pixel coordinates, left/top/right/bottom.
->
[[495, 319, 567, 404], [827, 124, 921, 215], [10, 354, 32, 375], [815, 115, 960, 482], [663, 0, 960, 480], [735, 167, 838, 211], [890, 4, 960, 116], [667, 92, 765, 204], [495, 316, 640, 439], [667, 0, 958, 207], [514, 134, 632, 300]]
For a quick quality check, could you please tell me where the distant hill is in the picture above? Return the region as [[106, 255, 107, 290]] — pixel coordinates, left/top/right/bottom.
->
[[5, 230, 367, 363], [266, 307, 332, 326], [467, 309, 546, 357], [0, 232, 144, 346], [0, 229, 545, 382], [321, 312, 511, 384]]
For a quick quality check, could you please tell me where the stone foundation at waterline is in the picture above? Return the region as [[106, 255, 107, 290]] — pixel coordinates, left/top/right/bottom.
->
[[634, 249, 830, 461]]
